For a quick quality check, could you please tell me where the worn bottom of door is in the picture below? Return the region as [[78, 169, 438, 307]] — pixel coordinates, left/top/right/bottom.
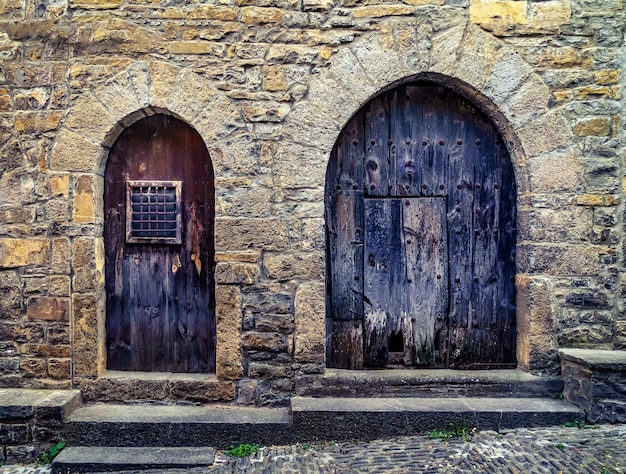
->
[[363, 197, 448, 367]]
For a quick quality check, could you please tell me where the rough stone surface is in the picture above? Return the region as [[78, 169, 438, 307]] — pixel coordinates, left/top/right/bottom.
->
[[0, 0, 623, 403]]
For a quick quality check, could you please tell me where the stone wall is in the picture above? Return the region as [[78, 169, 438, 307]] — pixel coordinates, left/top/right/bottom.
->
[[0, 0, 624, 405]]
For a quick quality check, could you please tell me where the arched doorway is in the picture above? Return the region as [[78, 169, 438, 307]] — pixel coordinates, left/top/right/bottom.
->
[[104, 114, 216, 373], [325, 82, 516, 370]]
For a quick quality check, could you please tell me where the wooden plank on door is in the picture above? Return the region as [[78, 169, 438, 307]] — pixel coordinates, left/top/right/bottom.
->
[[327, 189, 364, 368], [417, 86, 448, 197], [328, 191, 364, 322], [446, 104, 475, 368], [402, 198, 448, 365], [331, 320, 364, 369], [364, 96, 390, 197], [496, 141, 517, 365], [392, 85, 421, 197], [364, 199, 402, 366]]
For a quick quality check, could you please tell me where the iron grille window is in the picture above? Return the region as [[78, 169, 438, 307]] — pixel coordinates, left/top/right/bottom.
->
[[126, 181, 182, 244]]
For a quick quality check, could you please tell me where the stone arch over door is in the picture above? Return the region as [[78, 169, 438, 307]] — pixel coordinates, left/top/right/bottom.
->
[[325, 81, 517, 370], [50, 62, 249, 381], [287, 24, 572, 372]]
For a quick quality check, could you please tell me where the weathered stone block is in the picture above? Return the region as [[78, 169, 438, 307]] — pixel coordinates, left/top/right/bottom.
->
[[470, 0, 527, 25], [573, 117, 612, 136], [294, 283, 325, 364], [248, 362, 290, 378], [169, 379, 236, 402], [243, 292, 292, 315], [0, 271, 22, 320], [516, 275, 558, 372], [47, 358, 70, 379], [26, 297, 69, 321], [528, 151, 583, 193], [263, 252, 324, 281], [0, 239, 49, 268], [215, 262, 260, 285], [20, 344, 70, 358], [524, 244, 601, 276], [241, 332, 288, 352], [73, 175, 96, 224], [20, 358, 47, 377], [255, 314, 295, 333], [242, 7, 283, 24], [50, 128, 102, 172], [185, 5, 238, 21], [215, 218, 289, 251], [216, 285, 243, 380], [72, 294, 99, 377], [353, 5, 414, 18]]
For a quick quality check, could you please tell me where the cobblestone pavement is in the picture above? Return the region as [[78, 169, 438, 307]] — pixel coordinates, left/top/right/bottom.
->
[[2, 424, 625, 473]]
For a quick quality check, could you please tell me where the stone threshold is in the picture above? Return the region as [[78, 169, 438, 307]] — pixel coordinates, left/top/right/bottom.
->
[[296, 368, 564, 398], [75, 370, 235, 404]]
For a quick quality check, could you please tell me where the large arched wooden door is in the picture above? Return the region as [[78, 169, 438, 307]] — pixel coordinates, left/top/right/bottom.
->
[[105, 114, 215, 373], [326, 82, 516, 370]]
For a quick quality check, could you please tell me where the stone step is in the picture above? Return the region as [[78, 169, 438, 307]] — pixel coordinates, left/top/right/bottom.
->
[[62, 403, 293, 448], [296, 368, 564, 398], [51, 446, 216, 474], [291, 397, 585, 442], [62, 396, 584, 449], [0, 388, 81, 421]]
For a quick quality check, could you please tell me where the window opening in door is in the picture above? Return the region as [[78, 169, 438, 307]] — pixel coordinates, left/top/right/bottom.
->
[[126, 180, 182, 244]]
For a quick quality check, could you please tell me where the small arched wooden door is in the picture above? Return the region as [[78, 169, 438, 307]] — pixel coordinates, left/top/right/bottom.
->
[[105, 114, 216, 373], [325, 82, 516, 370]]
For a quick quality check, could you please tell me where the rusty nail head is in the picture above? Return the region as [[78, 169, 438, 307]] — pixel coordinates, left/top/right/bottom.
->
[[422, 140, 428, 146], [355, 227, 361, 234], [352, 184, 359, 190], [370, 184, 376, 190], [439, 140, 444, 145], [354, 275, 360, 281], [474, 277, 479, 282], [407, 239, 411, 244], [405, 200, 410, 206], [371, 139, 376, 145], [439, 184, 445, 190], [436, 274, 441, 280]]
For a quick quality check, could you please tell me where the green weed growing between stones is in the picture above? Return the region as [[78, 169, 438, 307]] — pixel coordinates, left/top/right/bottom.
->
[[428, 420, 474, 442], [226, 443, 259, 458], [35, 441, 66, 465], [564, 420, 592, 429]]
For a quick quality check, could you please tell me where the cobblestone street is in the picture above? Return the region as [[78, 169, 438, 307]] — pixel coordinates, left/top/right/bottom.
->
[[2, 424, 625, 474]]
